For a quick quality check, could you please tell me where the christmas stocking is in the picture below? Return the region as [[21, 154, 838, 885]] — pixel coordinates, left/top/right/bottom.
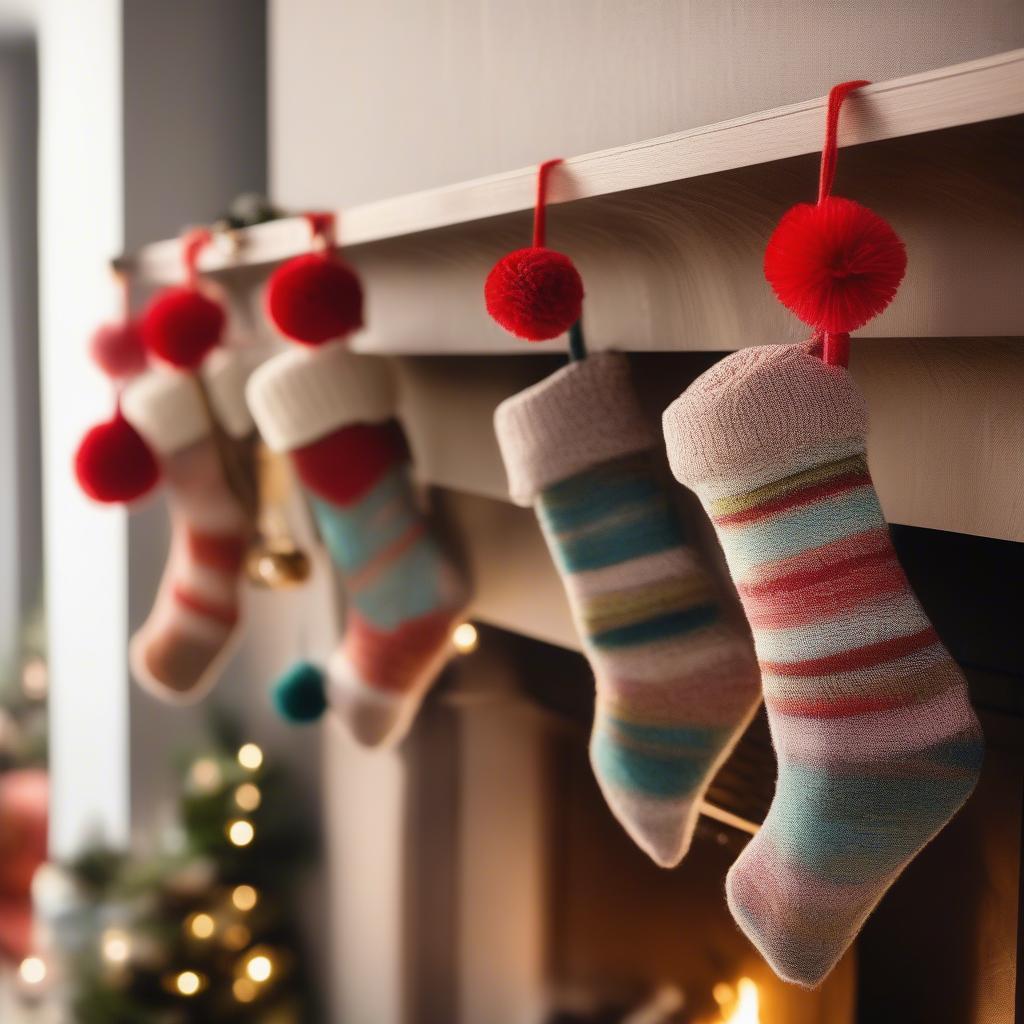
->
[[662, 342, 984, 985], [495, 353, 761, 866], [246, 342, 469, 747], [121, 349, 257, 700]]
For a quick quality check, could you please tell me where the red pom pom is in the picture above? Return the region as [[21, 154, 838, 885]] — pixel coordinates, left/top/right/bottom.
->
[[764, 196, 907, 334], [89, 320, 148, 378], [485, 247, 584, 342], [265, 252, 364, 345], [142, 286, 225, 369], [74, 411, 160, 504]]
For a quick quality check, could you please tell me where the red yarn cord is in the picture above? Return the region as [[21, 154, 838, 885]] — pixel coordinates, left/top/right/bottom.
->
[[532, 158, 563, 248], [817, 80, 869, 368], [182, 227, 213, 289], [304, 211, 337, 253], [817, 80, 870, 205], [822, 331, 851, 368]]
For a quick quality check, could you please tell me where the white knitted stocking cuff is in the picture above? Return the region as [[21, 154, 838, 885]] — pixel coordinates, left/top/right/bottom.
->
[[494, 351, 659, 507]]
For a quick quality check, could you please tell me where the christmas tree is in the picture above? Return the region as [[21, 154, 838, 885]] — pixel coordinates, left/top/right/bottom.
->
[[31, 717, 316, 1023]]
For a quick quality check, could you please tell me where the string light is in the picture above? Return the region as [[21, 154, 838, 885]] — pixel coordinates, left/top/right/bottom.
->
[[237, 743, 264, 771], [233, 977, 257, 1003], [227, 819, 255, 847], [18, 957, 47, 986], [232, 884, 259, 912], [101, 928, 132, 964], [246, 953, 273, 984], [190, 758, 222, 792], [452, 622, 479, 654], [187, 913, 216, 940], [234, 782, 262, 812], [175, 970, 203, 997]]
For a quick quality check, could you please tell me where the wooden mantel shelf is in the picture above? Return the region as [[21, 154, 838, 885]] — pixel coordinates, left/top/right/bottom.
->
[[134, 49, 1024, 285]]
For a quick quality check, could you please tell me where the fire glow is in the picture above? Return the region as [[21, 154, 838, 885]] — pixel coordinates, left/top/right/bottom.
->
[[713, 977, 761, 1024]]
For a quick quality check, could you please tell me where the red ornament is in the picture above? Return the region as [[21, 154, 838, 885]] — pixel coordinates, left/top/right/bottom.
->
[[0, 769, 48, 963], [89, 320, 148, 378], [764, 196, 906, 335], [74, 410, 160, 504], [142, 286, 225, 369], [484, 246, 584, 342], [266, 252, 364, 345]]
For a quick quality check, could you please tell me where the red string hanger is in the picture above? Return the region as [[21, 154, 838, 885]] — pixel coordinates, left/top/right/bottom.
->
[[763, 80, 907, 367], [75, 262, 160, 504], [141, 227, 227, 370], [484, 158, 585, 343], [88, 264, 148, 378], [265, 211, 364, 346]]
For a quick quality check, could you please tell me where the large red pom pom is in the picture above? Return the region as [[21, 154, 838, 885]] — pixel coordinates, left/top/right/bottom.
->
[[266, 252, 364, 345], [142, 286, 225, 369], [74, 411, 160, 504], [485, 247, 584, 342], [89, 320, 148, 378], [764, 196, 906, 334]]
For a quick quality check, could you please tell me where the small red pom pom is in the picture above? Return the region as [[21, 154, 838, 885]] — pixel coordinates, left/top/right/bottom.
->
[[485, 247, 584, 342], [764, 196, 907, 334], [89, 320, 148, 378], [142, 287, 225, 369], [265, 252, 364, 345], [74, 411, 160, 504]]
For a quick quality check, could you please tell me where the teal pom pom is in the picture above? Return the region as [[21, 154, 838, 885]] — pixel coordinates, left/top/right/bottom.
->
[[272, 661, 327, 723]]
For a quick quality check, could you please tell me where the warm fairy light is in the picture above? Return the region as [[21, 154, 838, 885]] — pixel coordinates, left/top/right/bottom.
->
[[713, 982, 734, 1007], [227, 819, 255, 847], [237, 743, 264, 771], [245, 953, 273, 984], [190, 758, 222, 792], [223, 924, 251, 951], [234, 782, 262, 812], [18, 956, 47, 986], [452, 622, 479, 654], [175, 970, 202, 996], [188, 913, 216, 940], [21, 658, 48, 699], [722, 977, 760, 1024], [232, 884, 259, 912], [233, 977, 258, 1003], [102, 929, 131, 964]]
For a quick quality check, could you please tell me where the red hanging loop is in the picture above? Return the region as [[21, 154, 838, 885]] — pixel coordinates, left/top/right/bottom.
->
[[532, 158, 563, 248], [182, 227, 214, 288], [817, 80, 870, 205], [304, 211, 337, 252], [817, 80, 868, 368]]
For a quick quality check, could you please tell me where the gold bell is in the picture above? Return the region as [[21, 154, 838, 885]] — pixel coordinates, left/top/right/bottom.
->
[[246, 540, 311, 589]]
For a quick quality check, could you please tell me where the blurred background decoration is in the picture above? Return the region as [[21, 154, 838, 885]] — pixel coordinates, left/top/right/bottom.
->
[[20, 716, 314, 1023], [0, 608, 48, 970]]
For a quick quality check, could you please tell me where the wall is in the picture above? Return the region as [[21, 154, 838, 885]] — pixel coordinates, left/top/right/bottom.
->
[[270, 0, 1024, 207], [0, 41, 41, 664]]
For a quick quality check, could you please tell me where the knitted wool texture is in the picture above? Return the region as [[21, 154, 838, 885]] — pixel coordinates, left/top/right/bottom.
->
[[120, 349, 257, 701], [495, 353, 761, 866], [246, 343, 467, 747], [662, 341, 983, 986]]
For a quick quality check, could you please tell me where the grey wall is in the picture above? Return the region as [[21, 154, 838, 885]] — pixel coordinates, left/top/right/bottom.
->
[[270, 0, 1024, 208], [123, 0, 268, 248], [0, 40, 41, 662]]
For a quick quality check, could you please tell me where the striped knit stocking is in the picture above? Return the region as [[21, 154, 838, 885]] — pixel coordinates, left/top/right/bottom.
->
[[495, 353, 761, 867], [121, 350, 257, 700], [663, 341, 984, 986], [247, 343, 468, 747]]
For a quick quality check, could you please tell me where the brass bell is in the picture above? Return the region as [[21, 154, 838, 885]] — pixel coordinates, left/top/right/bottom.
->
[[246, 540, 312, 589]]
